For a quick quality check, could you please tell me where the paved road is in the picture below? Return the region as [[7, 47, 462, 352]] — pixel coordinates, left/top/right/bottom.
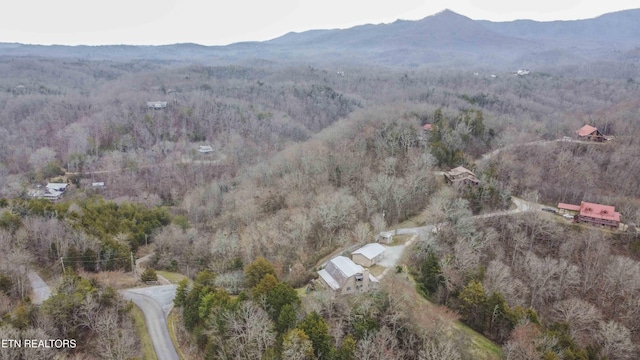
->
[[27, 271, 52, 304], [120, 285, 179, 360]]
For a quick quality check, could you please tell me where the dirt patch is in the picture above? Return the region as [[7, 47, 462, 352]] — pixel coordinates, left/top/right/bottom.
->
[[85, 270, 138, 289]]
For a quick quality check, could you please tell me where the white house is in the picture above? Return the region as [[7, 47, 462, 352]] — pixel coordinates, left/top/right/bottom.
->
[[43, 183, 69, 200], [351, 243, 386, 267], [317, 256, 378, 294], [198, 145, 214, 153], [147, 101, 167, 110]]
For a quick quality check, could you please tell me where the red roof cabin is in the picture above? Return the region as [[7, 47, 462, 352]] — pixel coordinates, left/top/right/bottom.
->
[[422, 123, 433, 131], [576, 201, 620, 229], [576, 125, 607, 142]]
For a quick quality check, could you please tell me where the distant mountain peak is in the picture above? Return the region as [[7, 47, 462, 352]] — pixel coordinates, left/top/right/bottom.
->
[[434, 9, 457, 15], [430, 9, 469, 19]]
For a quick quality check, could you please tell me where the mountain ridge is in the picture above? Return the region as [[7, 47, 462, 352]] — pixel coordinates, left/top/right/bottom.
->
[[1, 8, 639, 68]]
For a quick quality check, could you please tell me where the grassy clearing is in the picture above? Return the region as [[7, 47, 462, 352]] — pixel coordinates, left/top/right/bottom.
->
[[389, 218, 421, 230], [368, 264, 387, 277], [388, 270, 502, 360], [388, 233, 414, 245], [296, 286, 309, 298], [130, 303, 158, 360], [156, 270, 189, 284], [456, 322, 503, 360]]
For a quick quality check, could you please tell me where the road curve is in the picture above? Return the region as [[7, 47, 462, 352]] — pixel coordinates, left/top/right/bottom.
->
[[120, 285, 179, 360]]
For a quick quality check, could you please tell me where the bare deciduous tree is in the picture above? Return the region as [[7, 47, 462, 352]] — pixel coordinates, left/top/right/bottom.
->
[[222, 302, 276, 360], [282, 328, 315, 360], [419, 338, 461, 360], [599, 321, 636, 360], [553, 298, 602, 346], [484, 260, 527, 307]]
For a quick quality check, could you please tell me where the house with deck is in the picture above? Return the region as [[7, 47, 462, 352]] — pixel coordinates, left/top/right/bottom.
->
[[444, 166, 479, 186], [317, 256, 378, 294], [41, 182, 69, 200], [559, 201, 621, 229]]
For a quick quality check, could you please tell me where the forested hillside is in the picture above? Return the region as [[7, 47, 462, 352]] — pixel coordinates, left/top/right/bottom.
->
[[1, 54, 640, 359]]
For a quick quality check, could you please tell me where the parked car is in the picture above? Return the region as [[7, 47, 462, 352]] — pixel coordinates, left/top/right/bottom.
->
[[563, 214, 575, 219], [541, 207, 557, 214]]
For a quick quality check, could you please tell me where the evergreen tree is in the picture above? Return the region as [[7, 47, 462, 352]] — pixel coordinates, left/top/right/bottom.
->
[[298, 311, 334, 360], [419, 249, 443, 297]]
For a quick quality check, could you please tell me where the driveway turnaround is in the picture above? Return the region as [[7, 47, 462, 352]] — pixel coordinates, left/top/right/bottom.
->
[[120, 285, 179, 360]]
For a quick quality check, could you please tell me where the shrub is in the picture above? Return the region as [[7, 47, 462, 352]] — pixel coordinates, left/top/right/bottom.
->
[[141, 268, 158, 282]]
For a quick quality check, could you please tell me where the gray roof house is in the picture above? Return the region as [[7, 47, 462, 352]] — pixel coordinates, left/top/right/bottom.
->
[[317, 256, 378, 294]]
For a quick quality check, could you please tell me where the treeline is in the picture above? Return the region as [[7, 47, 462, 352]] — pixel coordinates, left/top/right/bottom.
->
[[0, 197, 170, 274]]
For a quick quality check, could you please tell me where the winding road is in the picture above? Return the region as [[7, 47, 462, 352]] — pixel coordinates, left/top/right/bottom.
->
[[120, 285, 179, 360]]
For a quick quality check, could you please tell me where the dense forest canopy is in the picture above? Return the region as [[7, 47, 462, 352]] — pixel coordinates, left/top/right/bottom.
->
[[0, 51, 639, 359]]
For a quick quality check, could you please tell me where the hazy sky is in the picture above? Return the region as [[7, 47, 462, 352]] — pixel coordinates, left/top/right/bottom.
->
[[1, 0, 638, 46]]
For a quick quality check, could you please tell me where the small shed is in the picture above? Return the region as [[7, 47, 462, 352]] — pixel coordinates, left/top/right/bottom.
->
[[351, 243, 386, 267]]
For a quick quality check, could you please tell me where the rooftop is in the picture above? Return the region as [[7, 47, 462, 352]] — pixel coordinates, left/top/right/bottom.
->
[[447, 166, 475, 176], [352, 243, 386, 260], [579, 201, 620, 222], [46, 183, 68, 191], [558, 203, 581, 211], [576, 125, 599, 137], [318, 256, 364, 290]]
